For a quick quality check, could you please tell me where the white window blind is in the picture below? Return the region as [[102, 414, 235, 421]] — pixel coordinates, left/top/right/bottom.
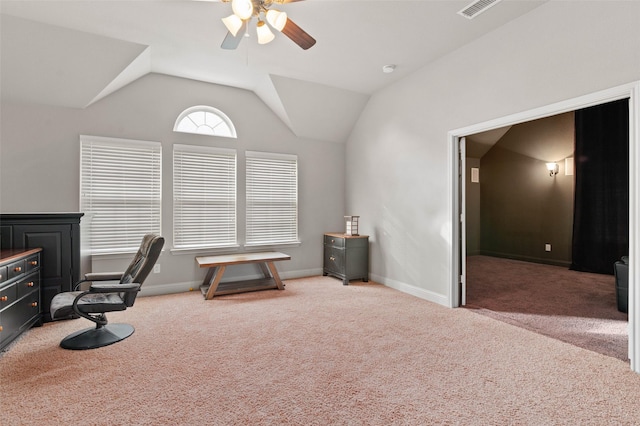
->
[[173, 144, 237, 249], [80, 135, 162, 254], [246, 151, 298, 246]]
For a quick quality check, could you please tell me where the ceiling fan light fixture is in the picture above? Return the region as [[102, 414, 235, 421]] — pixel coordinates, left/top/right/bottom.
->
[[222, 14, 244, 37], [256, 20, 275, 44], [266, 9, 288, 32], [231, 0, 254, 20]]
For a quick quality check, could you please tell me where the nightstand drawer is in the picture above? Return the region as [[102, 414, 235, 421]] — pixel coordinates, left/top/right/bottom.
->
[[324, 234, 345, 248], [324, 247, 344, 275]]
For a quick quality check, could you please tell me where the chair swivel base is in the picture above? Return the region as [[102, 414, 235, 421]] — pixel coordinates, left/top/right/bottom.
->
[[60, 323, 135, 350]]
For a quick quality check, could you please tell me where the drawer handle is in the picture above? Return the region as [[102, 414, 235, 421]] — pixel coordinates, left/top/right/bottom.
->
[[30, 260, 38, 266], [330, 256, 335, 261], [31, 301, 38, 308], [14, 266, 22, 272], [331, 239, 335, 243], [0, 325, 3, 332], [27, 281, 35, 288], [0, 296, 7, 302]]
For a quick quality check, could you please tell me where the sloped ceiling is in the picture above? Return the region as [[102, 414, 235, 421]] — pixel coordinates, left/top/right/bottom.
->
[[0, 14, 149, 109], [0, 0, 548, 143]]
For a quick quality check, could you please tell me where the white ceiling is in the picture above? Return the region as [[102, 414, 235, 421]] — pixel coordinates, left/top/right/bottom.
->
[[0, 0, 546, 143]]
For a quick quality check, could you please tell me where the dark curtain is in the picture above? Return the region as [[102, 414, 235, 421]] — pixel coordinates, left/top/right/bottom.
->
[[571, 98, 629, 274]]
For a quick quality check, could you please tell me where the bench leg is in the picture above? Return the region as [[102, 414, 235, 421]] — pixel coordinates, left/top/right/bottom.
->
[[266, 261, 285, 290], [205, 265, 226, 300]]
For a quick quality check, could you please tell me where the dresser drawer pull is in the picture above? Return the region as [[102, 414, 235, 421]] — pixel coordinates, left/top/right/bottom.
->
[[14, 266, 22, 272], [0, 296, 8, 302], [27, 281, 35, 288], [331, 239, 335, 243], [330, 256, 335, 261], [0, 325, 3, 332], [30, 260, 38, 266], [31, 301, 38, 308]]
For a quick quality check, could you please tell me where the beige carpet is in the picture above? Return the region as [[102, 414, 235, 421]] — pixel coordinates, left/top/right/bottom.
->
[[3, 276, 640, 425]]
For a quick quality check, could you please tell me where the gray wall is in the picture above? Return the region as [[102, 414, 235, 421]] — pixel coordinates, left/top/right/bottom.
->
[[479, 113, 575, 266], [345, 1, 640, 304], [0, 73, 346, 294]]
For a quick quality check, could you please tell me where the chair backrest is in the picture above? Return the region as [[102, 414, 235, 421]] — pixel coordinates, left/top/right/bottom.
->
[[120, 234, 165, 286]]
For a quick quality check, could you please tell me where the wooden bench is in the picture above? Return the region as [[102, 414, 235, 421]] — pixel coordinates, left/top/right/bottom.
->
[[196, 251, 291, 299]]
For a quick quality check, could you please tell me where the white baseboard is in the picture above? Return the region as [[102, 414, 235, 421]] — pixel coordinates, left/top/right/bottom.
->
[[369, 273, 449, 307]]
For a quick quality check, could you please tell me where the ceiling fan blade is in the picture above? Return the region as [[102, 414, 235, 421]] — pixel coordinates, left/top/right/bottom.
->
[[281, 18, 316, 50], [221, 22, 247, 50]]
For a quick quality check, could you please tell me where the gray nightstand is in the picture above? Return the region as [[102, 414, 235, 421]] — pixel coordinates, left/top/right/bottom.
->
[[323, 233, 369, 285]]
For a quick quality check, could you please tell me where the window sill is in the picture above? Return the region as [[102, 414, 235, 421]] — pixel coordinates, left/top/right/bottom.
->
[[170, 245, 241, 256], [244, 241, 302, 250]]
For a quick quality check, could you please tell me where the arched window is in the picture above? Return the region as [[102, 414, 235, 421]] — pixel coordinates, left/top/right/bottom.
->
[[173, 106, 237, 138]]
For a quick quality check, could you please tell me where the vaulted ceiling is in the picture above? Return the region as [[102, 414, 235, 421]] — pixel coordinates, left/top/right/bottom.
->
[[0, 0, 546, 143]]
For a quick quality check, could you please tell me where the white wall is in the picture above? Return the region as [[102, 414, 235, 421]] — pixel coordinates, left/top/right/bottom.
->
[[346, 1, 640, 304], [1, 73, 346, 294]]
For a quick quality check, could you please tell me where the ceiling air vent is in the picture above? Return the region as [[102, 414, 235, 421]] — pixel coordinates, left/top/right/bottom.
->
[[458, 0, 503, 19]]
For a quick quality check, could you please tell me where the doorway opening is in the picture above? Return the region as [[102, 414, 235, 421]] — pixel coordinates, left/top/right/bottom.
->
[[449, 81, 640, 371]]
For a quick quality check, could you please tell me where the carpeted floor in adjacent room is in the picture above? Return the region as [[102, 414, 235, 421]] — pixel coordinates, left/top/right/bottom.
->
[[465, 255, 628, 362]]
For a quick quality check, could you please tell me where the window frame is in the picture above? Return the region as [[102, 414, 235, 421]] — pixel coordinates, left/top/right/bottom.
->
[[173, 105, 237, 138]]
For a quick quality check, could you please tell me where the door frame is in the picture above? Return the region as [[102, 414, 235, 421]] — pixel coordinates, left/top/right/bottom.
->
[[449, 81, 640, 372]]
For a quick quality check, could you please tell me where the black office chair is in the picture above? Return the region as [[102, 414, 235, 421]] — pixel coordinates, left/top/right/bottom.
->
[[50, 234, 164, 350]]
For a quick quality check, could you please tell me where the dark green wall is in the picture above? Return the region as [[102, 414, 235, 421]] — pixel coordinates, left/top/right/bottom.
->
[[470, 112, 575, 266]]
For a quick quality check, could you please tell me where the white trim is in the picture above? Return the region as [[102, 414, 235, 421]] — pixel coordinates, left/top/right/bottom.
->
[[370, 273, 449, 306], [448, 80, 640, 372]]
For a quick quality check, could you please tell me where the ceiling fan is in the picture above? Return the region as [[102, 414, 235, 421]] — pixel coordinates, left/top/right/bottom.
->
[[220, 0, 316, 50]]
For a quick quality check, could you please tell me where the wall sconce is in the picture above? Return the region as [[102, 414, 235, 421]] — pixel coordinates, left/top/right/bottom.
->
[[546, 162, 559, 177]]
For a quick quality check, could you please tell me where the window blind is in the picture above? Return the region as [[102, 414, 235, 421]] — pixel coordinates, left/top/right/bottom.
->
[[246, 151, 298, 246], [80, 135, 162, 254], [173, 144, 237, 249]]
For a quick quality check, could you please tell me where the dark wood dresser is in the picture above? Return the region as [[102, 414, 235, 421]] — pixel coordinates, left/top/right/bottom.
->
[[0, 213, 83, 322], [323, 233, 369, 285], [0, 248, 42, 351]]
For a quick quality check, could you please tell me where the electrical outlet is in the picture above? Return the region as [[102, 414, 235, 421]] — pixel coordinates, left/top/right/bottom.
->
[[154, 264, 161, 274], [545, 244, 552, 252]]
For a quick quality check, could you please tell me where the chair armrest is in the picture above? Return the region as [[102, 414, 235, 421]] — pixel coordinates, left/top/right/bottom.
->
[[85, 272, 123, 281], [89, 283, 141, 293], [73, 272, 124, 290]]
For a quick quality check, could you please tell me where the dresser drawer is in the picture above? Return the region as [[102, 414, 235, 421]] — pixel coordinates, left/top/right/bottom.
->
[[17, 272, 40, 299], [0, 281, 17, 310], [0, 295, 39, 344], [7, 259, 25, 280], [324, 234, 345, 248], [25, 254, 40, 273]]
